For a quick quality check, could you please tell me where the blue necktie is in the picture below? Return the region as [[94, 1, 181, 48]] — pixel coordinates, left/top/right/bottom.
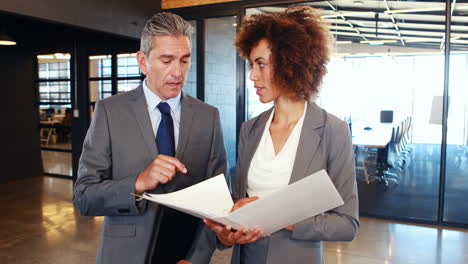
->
[[156, 102, 175, 157]]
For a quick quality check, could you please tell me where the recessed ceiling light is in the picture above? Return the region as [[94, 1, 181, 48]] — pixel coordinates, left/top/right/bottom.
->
[[0, 40, 16, 45], [37, 55, 54, 59], [355, 21, 394, 28], [360, 40, 398, 45], [336, 40, 353, 44], [353, 1, 365, 5], [321, 11, 375, 19]]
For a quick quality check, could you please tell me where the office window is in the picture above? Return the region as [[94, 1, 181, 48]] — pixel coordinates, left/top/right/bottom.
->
[[89, 53, 143, 119], [89, 80, 112, 102], [37, 54, 71, 109], [117, 53, 141, 78], [117, 53, 142, 93], [117, 79, 140, 93], [89, 55, 112, 102]]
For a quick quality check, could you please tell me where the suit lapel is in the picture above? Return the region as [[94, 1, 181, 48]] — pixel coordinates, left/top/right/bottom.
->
[[128, 85, 158, 158], [175, 93, 193, 160], [289, 102, 325, 183], [238, 108, 272, 197]]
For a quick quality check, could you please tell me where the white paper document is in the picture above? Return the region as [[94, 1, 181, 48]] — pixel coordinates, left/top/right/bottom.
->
[[142, 169, 344, 236]]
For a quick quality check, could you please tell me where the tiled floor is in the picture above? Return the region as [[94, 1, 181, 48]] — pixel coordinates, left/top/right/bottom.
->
[[1, 176, 468, 263], [41, 150, 73, 176]]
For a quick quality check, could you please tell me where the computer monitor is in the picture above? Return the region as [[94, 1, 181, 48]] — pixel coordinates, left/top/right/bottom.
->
[[380, 110, 393, 123]]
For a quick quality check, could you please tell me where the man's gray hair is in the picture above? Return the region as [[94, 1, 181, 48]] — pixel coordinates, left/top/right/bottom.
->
[[140, 12, 193, 55]]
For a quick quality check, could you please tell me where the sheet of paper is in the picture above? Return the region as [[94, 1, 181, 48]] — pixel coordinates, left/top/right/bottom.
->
[[142, 169, 344, 236], [142, 174, 233, 219]]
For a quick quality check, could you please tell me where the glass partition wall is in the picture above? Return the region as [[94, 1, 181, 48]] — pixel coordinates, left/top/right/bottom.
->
[[204, 16, 238, 169], [444, 2, 468, 225], [185, 20, 198, 98], [244, 0, 467, 226]]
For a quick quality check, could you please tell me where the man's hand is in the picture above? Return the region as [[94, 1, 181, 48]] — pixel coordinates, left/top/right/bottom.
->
[[134, 155, 187, 194], [176, 260, 191, 264], [204, 196, 263, 246]]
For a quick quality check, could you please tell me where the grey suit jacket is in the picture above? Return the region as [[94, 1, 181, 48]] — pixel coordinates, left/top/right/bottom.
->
[[73, 85, 226, 264], [230, 102, 359, 264]]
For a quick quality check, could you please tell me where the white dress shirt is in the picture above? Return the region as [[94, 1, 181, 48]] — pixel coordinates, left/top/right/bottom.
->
[[142, 79, 181, 149], [247, 103, 307, 198]]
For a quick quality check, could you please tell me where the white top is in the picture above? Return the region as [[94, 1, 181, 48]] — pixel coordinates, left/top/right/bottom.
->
[[142, 79, 181, 149], [247, 103, 307, 198]]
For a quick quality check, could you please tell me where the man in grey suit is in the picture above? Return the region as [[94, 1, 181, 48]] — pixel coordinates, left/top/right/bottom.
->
[[73, 12, 226, 264]]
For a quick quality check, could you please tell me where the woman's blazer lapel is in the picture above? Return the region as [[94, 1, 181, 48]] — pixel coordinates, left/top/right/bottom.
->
[[289, 102, 326, 184], [237, 102, 327, 199], [235, 108, 271, 199]]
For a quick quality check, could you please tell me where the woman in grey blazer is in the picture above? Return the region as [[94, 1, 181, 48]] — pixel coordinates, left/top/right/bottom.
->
[[205, 6, 359, 264]]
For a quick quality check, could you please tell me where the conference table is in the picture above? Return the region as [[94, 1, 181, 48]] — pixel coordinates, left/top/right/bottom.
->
[[351, 122, 396, 183], [351, 122, 395, 149]]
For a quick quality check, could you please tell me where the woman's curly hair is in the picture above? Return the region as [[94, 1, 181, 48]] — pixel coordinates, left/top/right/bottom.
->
[[235, 6, 330, 100]]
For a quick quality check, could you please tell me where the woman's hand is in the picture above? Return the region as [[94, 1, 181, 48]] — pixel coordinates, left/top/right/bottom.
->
[[204, 196, 263, 245], [231, 197, 259, 212], [204, 219, 263, 246], [284, 225, 295, 231]]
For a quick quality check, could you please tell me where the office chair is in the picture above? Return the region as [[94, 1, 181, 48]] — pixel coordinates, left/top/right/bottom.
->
[[361, 127, 399, 189]]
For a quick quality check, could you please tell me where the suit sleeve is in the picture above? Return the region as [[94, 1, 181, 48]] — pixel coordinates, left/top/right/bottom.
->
[[211, 121, 248, 251], [72, 100, 145, 216], [291, 120, 359, 241], [186, 108, 230, 263]]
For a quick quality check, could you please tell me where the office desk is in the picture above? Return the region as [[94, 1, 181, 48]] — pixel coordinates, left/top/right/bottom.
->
[[40, 120, 60, 145]]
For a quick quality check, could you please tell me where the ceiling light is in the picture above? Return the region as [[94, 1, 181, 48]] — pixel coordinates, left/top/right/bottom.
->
[[54, 53, 70, 59], [355, 21, 394, 28], [0, 26, 16, 46], [90, 55, 111, 60], [0, 40, 16, 45], [404, 37, 442, 43], [367, 41, 384, 45], [117, 53, 137, 58], [360, 40, 398, 45], [384, 7, 443, 14], [336, 41, 353, 44], [37, 55, 54, 59], [321, 11, 375, 19]]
